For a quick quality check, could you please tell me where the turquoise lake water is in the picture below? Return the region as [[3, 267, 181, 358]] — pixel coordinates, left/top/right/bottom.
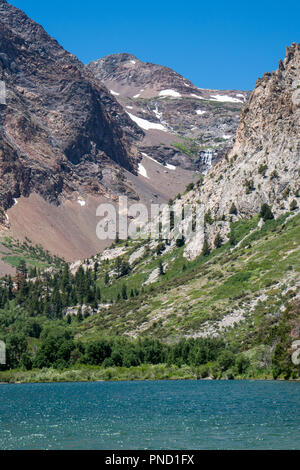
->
[[0, 380, 299, 450]]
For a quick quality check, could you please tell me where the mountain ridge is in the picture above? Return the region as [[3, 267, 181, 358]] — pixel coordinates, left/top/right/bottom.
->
[[87, 53, 250, 173], [0, 0, 144, 224], [0, 1, 197, 265]]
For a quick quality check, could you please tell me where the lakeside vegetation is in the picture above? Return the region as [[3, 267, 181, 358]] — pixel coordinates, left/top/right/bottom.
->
[[0, 207, 299, 383], [1, 332, 275, 382], [0, 363, 278, 384]]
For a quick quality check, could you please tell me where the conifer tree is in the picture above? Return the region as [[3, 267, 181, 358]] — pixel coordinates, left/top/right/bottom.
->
[[229, 203, 238, 215], [260, 203, 274, 221], [159, 260, 164, 276], [122, 284, 128, 300], [202, 238, 210, 256], [214, 232, 223, 249]]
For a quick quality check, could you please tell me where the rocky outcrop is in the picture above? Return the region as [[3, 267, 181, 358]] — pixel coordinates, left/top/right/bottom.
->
[[182, 43, 300, 256], [201, 43, 299, 216], [0, 0, 144, 220]]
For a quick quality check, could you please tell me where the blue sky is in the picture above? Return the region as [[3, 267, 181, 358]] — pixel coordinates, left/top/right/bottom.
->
[[10, 0, 300, 91]]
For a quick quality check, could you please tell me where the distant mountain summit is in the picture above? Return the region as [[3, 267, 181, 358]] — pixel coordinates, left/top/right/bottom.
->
[[87, 53, 250, 172], [87, 53, 196, 93], [88, 53, 141, 82], [88, 53, 248, 102], [0, 1, 195, 263]]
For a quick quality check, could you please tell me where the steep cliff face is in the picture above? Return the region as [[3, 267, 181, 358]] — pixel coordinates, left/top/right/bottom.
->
[[176, 43, 300, 258], [201, 43, 299, 216], [0, 0, 143, 223], [87, 53, 250, 173]]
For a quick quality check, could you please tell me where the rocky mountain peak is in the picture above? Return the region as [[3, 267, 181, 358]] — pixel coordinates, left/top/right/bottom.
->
[[0, 0, 80, 66], [87, 53, 250, 174], [87, 53, 196, 93], [0, 0, 146, 224], [232, 41, 299, 160], [90, 53, 140, 81], [285, 42, 299, 64]]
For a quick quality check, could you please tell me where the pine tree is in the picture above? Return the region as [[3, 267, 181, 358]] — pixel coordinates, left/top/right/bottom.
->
[[17, 259, 27, 277], [229, 203, 237, 215], [96, 286, 101, 301], [176, 236, 185, 247], [29, 266, 37, 278], [121, 261, 130, 277], [159, 260, 164, 276], [290, 199, 298, 211], [16, 260, 27, 289], [214, 232, 223, 249], [7, 276, 14, 300], [260, 203, 274, 221], [94, 261, 99, 280], [202, 238, 210, 256], [121, 284, 128, 300], [115, 257, 122, 277], [229, 232, 236, 246]]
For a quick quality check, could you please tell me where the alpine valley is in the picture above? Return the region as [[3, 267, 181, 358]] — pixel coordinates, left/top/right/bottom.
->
[[0, 0, 299, 383]]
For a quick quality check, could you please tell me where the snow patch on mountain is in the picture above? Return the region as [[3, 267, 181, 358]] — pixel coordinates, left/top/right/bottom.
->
[[138, 163, 149, 178], [210, 94, 243, 103], [159, 89, 181, 98], [127, 113, 167, 131], [166, 163, 176, 170], [190, 94, 204, 100], [77, 198, 86, 207], [142, 152, 164, 166]]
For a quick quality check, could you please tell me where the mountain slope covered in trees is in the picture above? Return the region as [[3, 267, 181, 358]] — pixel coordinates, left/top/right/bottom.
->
[[0, 206, 299, 382]]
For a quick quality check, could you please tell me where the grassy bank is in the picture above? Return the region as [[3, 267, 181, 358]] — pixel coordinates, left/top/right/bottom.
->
[[0, 364, 196, 383], [0, 363, 279, 384]]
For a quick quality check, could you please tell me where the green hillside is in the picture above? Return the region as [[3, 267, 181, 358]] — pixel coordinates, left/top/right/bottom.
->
[[0, 209, 299, 383]]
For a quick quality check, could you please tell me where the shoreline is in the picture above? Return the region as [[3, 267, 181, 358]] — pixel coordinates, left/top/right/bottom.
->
[[1, 379, 299, 385], [1, 365, 299, 385]]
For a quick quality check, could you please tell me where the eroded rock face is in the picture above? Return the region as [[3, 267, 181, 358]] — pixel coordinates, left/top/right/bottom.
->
[[87, 53, 250, 173], [0, 0, 143, 219], [181, 43, 300, 257], [199, 43, 300, 218]]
